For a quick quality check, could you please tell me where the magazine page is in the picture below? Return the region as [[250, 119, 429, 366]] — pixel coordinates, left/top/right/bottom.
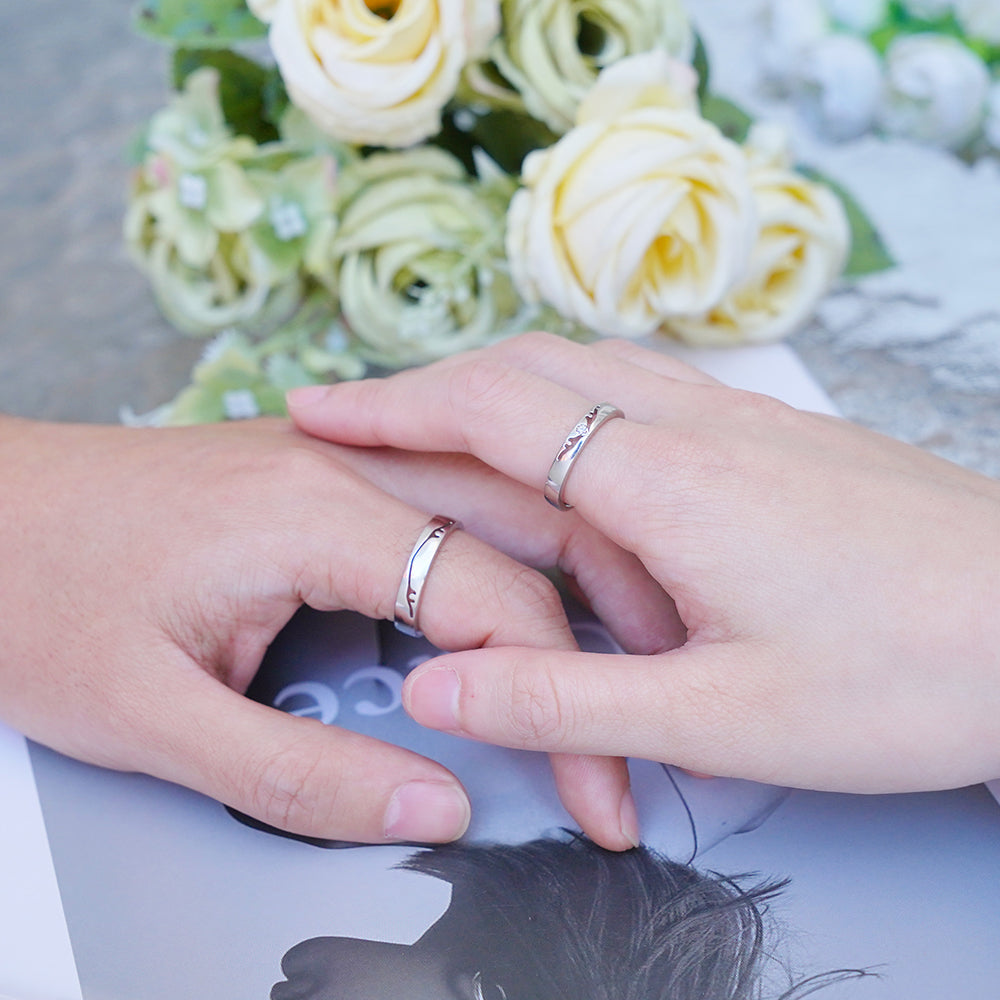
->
[[24, 604, 1000, 1000]]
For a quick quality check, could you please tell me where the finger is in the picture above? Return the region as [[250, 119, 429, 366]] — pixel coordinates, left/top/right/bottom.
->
[[135, 664, 472, 844], [401, 643, 794, 785], [343, 448, 685, 654], [288, 358, 671, 545], [229, 445, 636, 850], [403, 641, 996, 793], [288, 335, 719, 449], [257, 450, 578, 654], [550, 752, 640, 850], [326, 450, 662, 849]]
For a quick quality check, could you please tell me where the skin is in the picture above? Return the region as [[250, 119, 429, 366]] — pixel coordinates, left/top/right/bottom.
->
[[0, 414, 659, 849], [288, 331, 1000, 795]]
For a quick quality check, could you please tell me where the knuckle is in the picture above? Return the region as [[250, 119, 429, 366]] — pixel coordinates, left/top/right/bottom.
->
[[243, 730, 337, 835], [493, 329, 570, 363], [504, 660, 572, 748], [506, 562, 563, 617], [591, 337, 642, 361], [727, 387, 796, 429], [491, 564, 570, 643], [447, 359, 522, 432], [268, 445, 337, 495]]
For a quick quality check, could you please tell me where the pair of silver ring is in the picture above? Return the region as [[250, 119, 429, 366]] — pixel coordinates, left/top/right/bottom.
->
[[392, 401, 623, 636]]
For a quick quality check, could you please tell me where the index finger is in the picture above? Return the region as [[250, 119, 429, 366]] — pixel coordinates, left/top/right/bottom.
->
[[287, 353, 698, 538]]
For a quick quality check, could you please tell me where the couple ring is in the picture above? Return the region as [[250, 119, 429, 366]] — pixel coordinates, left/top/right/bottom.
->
[[392, 401, 624, 636]]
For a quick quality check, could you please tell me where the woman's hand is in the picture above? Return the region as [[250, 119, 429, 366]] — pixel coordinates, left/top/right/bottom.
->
[[289, 332, 1000, 793], [0, 415, 651, 849]]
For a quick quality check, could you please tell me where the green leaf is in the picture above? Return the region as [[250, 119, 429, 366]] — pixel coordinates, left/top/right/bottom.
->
[[801, 167, 895, 278], [700, 94, 753, 144], [430, 111, 479, 175], [173, 49, 282, 144], [262, 70, 292, 135], [869, 1, 1000, 65], [466, 108, 559, 176], [692, 32, 711, 105], [133, 0, 266, 48]]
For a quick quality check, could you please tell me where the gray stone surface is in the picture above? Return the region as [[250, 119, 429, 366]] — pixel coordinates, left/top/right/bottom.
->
[[0, 0, 202, 424], [0, 0, 996, 477]]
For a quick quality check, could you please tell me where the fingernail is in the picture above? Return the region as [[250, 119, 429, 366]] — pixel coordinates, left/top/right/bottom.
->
[[384, 780, 471, 842], [286, 384, 331, 409], [406, 667, 460, 731], [619, 787, 641, 849]]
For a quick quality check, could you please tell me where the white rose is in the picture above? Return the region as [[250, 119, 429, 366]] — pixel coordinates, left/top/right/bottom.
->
[[954, 0, 1000, 43], [900, 0, 954, 17], [793, 34, 884, 140], [465, 0, 500, 55], [575, 49, 698, 120], [760, 0, 829, 86], [247, 0, 281, 22], [822, 0, 888, 33], [505, 55, 756, 339], [477, 0, 693, 134], [668, 125, 850, 347], [880, 34, 991, 150], [268, 0, 499, 148]]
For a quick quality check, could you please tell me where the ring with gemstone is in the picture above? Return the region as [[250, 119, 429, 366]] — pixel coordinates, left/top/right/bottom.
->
[[544, 403, 625, 511], [393, 515, 462, 638]]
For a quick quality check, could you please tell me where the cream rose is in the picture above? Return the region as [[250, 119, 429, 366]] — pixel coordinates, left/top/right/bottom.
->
[[505, 52, 756, 339], [469, 0, 693, 134], [268, 0, 499, 148], [668, 125, 849, 346], [247, 0, 281, 22]]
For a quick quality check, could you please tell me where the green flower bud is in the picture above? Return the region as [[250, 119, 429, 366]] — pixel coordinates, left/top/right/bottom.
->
[[330, 147, 520, 367], [465, 0, 694, 133]]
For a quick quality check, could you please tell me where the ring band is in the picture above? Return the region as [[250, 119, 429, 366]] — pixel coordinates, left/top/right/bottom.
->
[[544, 402, 624, 511], [394, 515, 462, 638]]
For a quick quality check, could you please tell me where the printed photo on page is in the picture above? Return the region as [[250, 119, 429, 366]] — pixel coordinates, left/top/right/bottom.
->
[[23, 601, 1000, 1000]]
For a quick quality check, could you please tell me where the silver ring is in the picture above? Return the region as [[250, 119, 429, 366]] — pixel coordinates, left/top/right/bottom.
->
[[393, 515, 462, 638], [544, 402, 624, 511]]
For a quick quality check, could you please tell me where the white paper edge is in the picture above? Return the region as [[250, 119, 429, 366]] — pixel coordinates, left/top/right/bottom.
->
[[0, 721, 83, 1000]]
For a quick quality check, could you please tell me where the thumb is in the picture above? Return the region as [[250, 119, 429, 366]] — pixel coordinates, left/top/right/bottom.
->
[[401, 643, 788, 785], [139, 669, 472, 845]]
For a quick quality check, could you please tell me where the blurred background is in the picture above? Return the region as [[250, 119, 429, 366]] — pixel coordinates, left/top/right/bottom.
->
[[1, 0, 997, 475], [0, 0, 203, 423]]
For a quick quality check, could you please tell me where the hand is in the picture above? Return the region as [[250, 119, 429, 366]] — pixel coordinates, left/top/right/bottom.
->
[[0, 415, 651, 849], [289, 332, 1000, 793]]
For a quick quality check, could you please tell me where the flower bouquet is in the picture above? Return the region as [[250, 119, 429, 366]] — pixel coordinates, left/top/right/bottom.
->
[[126, 0, 891, 424], [761, 0, 1000, 153]]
